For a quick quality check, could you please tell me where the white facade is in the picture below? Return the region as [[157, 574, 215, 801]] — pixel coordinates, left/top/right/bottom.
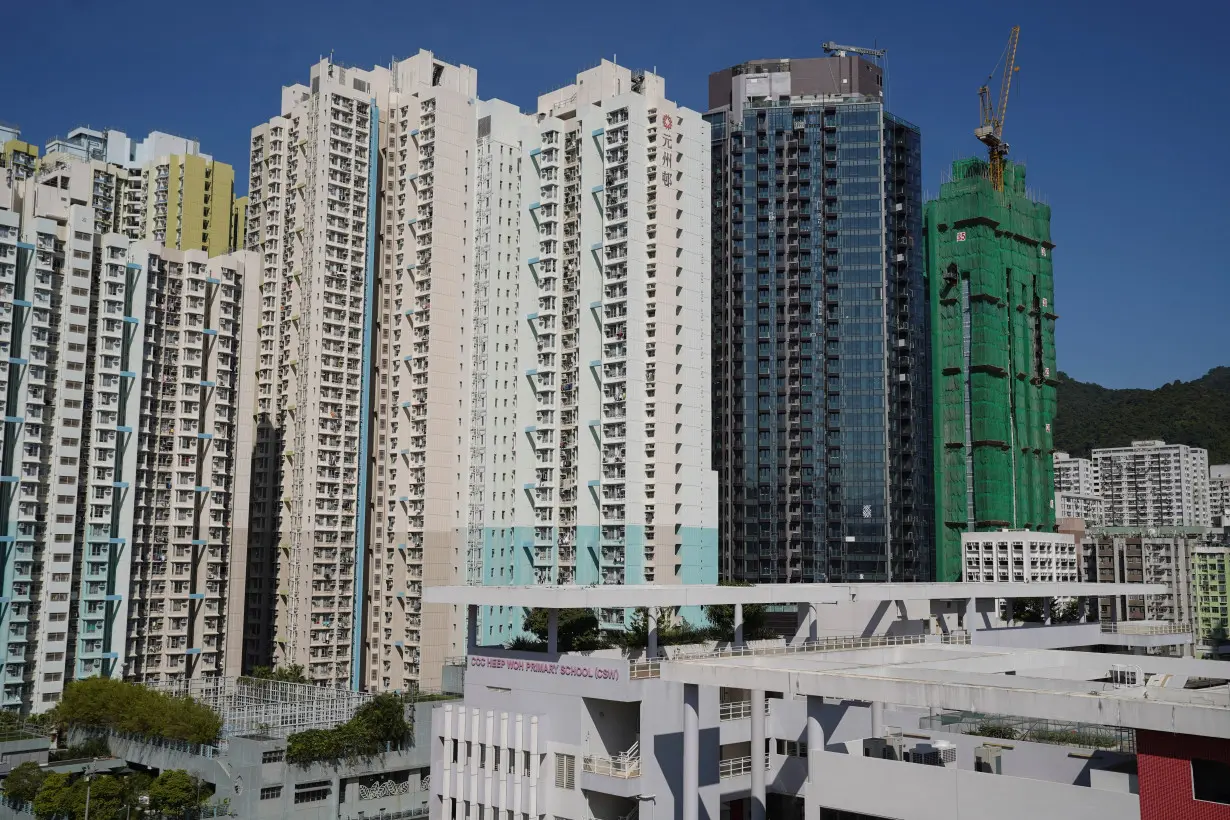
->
[[1055, 491, 1107, 526], [1211, 463, 1230, 518], [43, 127, 208, 168], [246, 52, 482, 691], [428, 583, 1207, 820], [0, 171, 255, 712], [481, 63, 716, 637], [1053, 450, 1097, 495], [961, 531, 1079, 583], [1093, 440, 1211, 527]]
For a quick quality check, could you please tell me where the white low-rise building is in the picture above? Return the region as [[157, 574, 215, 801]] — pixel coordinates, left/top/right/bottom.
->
[[425, 582, 1211, 820], [962, 531, 1080, 583]]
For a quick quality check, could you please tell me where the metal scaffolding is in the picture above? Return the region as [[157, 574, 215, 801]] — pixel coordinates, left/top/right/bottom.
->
[[148, 676, 374, 739]]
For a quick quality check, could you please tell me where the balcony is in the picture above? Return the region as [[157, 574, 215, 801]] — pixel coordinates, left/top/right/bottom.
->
[[583, 743, 640, 779]]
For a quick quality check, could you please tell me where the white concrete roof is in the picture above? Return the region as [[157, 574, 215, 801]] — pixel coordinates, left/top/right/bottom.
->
[[424, 581, 1169, 608], [660, 643, 1230, 738]]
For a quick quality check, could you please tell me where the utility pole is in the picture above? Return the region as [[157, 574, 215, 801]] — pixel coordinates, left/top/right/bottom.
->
[[83, 762, 95, 820]]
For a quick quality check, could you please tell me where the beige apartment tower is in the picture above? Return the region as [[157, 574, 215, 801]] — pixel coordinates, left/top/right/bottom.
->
[[244, 52, 477, 691]]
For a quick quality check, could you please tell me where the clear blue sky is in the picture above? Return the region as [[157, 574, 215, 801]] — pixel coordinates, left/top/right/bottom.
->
[[3, 0, 1225, 388]]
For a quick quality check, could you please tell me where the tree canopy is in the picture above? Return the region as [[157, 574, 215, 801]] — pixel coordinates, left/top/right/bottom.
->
[[55, 677, 221, 745], [286, 693, 410, 766], [3, 761, 46, 802], [1055, 367, 1230, 462], [248, 663, 309, 683], [1001, 597, 1083, 623], [513, 608, 612, 651], [148, 769, 201, 816]]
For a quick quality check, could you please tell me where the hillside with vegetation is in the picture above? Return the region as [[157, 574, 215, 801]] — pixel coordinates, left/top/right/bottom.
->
[[1054, 367, 1230, 463]]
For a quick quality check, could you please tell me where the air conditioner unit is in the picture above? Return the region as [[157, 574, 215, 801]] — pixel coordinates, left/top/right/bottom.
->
[[910, 740, 957, 767], [975, 745, 1003, 774], [863, 734, 906, 761]]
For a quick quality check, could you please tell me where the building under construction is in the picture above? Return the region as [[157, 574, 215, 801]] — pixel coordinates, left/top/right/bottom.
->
[[925, 157, 1058, 580]]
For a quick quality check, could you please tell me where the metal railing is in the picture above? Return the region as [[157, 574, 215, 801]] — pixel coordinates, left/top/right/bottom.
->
[[583, 752, 641, 778], [919, 710, 1136, 754], [629, 660, 660, 679], [719, 699, 772, 721], [629, 632, 969, 679], [680, 631, 970, 661], [1100, 620, 1191, 636], [718, 755, 771, 779]]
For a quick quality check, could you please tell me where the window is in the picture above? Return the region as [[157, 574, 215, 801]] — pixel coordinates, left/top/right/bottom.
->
[[262, 749, 285, 763], [294, 782, 329, 804], [554, 753, 575, 789], [1193, 758, 1230, 804], [260, 786, 282, 800]]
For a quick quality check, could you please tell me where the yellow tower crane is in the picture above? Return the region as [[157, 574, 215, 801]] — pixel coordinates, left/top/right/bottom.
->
[[975, 25, 1020, 191]]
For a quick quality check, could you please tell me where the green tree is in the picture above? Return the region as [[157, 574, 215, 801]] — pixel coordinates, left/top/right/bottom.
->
[[1000, 597, 1083, 624], [148, 770, 200, 818], [1054, 367, 1230, 463], [248, 664, 309, 683], [352, 694, 409, 746], [32, 772, 73, 819], [622, 608, 708, 649], [3, 760, 47, 802], [56, 678, 221, 745], [77, 775, 125, 820], [704, 582, 772, 641], [518, 609, 611, 651]]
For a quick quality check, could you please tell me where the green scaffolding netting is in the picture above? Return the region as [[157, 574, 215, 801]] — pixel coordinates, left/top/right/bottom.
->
[[925, 159, 1057, 581]]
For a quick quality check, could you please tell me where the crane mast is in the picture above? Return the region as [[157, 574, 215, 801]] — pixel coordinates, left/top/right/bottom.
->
[[975, 26, 1020, 191]]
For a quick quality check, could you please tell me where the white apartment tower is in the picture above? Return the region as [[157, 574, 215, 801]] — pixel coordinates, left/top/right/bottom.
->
[[1053, 451, 1097, 495], [0, 163, 255, 712], [246, 55, 718, 689], [245, 52, 478, 691], [478, 62, 716, 639], [1093, 440, 1211, 528], [1211, 464, 1230, 521]]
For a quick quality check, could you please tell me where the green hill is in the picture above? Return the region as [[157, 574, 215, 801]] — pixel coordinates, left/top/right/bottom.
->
[[1054, 367, 1230, 463]]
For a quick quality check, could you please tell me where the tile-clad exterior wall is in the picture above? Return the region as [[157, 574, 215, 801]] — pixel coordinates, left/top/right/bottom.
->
[[1137, 729, 1230, 820], [0, 173, 255, 711], [1094, 441, 1211, 528], [372, 54, 478, 692], [247, 52, 479, 692], [478, 63, 717, 640], [246, 61, 384, 688]]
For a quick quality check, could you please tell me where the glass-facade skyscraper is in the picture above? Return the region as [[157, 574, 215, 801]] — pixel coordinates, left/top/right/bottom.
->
[[707, 57, 933, 583]]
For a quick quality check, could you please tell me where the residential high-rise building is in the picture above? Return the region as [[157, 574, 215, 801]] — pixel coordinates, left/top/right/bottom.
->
[[707, 56, 931, 584], [0, 166, 256, 712], [926, 159, 1057, 581], [0, 123, 38, 183], [245, 51, 482, 691], [474, 63, 716, 639], [1210, 463, 1230, 521], [1192, 541, 1229, 658], [1055, 491, 1106, 526], [1082, 527, 1200, 629], [1054, 451, 1096, 495], [4, 124, 239, 258], [245, 54, 718, 689], [1093, 440, 1210, 527]]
